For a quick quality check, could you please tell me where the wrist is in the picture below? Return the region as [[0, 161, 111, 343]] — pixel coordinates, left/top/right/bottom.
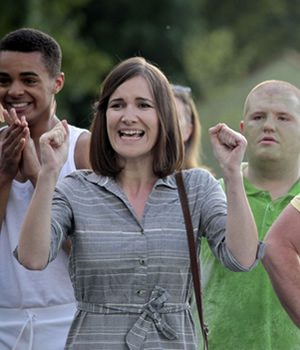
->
[[0, 171, 15, 184], [221, 167, 243, 183], [38, 167, 60, 188]]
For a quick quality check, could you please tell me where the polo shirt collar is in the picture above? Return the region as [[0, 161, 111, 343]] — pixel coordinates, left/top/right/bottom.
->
[[242, 162, 300, 198]]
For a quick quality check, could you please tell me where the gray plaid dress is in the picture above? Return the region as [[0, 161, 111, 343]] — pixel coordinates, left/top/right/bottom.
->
[[48, 168, 263, 349]]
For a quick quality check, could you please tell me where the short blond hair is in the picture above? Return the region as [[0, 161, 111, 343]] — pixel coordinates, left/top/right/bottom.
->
[[243, 80, 300, 117]]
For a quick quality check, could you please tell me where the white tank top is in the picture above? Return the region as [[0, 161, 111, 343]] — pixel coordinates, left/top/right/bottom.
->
[[0, 124, 88, 308]]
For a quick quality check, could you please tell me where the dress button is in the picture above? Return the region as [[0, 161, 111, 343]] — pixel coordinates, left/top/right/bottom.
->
[[139, 259, 145, 265], [137, 290, 143, 297]]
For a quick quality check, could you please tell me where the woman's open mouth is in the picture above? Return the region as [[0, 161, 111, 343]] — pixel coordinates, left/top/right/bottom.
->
[[119, 130, 145, 140]]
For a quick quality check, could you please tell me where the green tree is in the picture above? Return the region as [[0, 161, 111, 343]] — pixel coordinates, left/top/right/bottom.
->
[[1, 0, 300, 169], [0, 0, 112, 128]]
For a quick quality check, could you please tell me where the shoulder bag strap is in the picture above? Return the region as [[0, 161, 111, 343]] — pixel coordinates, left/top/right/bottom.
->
[[175, 171, 209, 350]]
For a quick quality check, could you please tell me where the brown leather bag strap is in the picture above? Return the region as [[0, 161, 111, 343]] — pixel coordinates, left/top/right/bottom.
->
[[175, 171, 209, 350]]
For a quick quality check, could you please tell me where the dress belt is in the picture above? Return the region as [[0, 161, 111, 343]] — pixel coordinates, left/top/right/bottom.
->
[[77, 285, 190, 350]]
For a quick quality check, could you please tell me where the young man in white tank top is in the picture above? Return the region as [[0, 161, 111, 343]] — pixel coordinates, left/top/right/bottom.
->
[[0, 28, 90, 350]]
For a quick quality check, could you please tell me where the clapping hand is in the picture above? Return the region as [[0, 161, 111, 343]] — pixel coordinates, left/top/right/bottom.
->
[[0, 109, 29, 180]]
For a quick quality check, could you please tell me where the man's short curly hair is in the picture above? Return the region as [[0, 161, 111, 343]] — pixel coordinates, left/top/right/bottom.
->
[[0, 28, 62, 77]]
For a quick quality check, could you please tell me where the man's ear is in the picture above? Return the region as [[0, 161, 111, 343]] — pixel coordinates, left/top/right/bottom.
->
[[240, 120, 244, 134], [52, 72, 65, 94]]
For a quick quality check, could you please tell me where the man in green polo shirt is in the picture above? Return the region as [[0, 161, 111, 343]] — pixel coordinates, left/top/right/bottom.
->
[[198, 80, 300, 349]]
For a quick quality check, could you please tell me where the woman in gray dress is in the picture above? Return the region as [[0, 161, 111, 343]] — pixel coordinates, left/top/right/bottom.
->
[[16, 57, 264, 349]]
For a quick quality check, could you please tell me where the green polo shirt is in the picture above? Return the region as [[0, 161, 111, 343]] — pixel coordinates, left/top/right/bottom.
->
[[195, 163, 300, 350]]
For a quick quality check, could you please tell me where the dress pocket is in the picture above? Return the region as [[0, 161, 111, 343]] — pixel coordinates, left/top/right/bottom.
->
[[157, 223, 190, 267]]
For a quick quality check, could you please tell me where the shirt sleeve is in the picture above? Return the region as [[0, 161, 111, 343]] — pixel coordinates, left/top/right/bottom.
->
[[48, 178, 74, 263], [190, 169, 265, 272]]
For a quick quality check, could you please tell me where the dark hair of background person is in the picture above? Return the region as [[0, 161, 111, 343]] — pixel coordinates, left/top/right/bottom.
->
[[90, 56, 184, 178], [0, 28, 62, 77]]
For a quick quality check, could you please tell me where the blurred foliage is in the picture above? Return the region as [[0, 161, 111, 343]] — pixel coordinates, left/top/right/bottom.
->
[[1, 0, 300, 174]]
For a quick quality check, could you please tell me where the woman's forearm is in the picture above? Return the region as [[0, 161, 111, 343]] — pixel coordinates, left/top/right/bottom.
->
[[18, 121, 69, 269], [18, 170, 58, 270], [209, 124, 259, 268], [223, 170, 258, 268]]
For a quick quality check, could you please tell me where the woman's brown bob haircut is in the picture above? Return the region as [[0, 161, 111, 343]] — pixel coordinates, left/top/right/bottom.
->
[[90, 57, 184, 177]]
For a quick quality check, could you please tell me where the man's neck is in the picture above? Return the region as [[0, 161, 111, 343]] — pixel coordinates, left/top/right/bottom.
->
[[28, 114, 61, 165], [244, 160, 300, 200], [30, 114, 60, 143]]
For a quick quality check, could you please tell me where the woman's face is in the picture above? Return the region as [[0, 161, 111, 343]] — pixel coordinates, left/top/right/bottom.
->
[[175, 97, 193, 142], [106, 76, 159, 164]]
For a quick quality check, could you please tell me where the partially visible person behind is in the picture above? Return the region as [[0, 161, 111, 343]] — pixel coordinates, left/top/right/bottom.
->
[[171, 84, 201, 169], [0, 28, 90, 350], [263, 194, 300, 329], [199, 80, 300, 349], [171, 83, 213, 338], [15, 56, 263, 349]]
